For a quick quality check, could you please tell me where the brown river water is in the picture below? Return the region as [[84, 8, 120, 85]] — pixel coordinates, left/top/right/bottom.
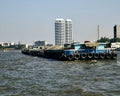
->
[[0, 50, 120, 96]]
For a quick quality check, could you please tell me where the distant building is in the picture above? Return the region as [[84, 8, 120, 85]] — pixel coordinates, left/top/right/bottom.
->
[[55, 18, 65, 45], [0, 42, 11, 47], [114, 25, 120, 39], [11, 42, 15, 45], [34, 40, 47, 46], [65, 19, 72, 44], [111, 42, 120, 48]]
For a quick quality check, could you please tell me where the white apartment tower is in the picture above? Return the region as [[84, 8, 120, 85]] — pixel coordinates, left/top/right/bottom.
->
[[55, 18, 72, 45], [55, 18, 65, 45], [65, 19, 72, 44]]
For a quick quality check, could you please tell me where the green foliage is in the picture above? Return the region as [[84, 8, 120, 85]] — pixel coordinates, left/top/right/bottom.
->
[[0, 44, 4, 49], [97, 37, 120, 43], [0, 44, 26, 50], [112, 38, 120, 42], [109, 38, 120, 43], [97, 37, 110, 43], [110, 38, 115, 42]]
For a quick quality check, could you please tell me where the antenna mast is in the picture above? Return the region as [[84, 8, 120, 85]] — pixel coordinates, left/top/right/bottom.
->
[[97, 25, 100, 40]]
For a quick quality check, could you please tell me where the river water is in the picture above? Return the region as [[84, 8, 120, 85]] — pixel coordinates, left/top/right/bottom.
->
[[0, 50, 120, 96]]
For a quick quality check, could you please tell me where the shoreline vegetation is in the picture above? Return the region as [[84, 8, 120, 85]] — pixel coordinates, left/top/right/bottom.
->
[[0, 44, 26, 50]]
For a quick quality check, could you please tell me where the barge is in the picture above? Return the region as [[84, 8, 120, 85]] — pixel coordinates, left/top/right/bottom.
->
[[21, 42, 117, 61]]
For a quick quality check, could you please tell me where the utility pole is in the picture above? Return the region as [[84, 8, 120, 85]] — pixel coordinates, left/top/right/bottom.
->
[[97, 25, 100, 40]]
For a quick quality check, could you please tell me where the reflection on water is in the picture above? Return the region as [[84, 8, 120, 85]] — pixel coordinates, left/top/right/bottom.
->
[[0, 50, 120, 96]]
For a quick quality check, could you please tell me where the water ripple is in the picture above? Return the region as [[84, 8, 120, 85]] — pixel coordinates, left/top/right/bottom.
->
[[0, 50, 120, 96]]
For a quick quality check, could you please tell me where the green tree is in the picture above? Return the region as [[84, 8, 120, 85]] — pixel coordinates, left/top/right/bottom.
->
[[110, 38, 120, 42], [97, 37, 110, 43], [0, 45, 4, 49]]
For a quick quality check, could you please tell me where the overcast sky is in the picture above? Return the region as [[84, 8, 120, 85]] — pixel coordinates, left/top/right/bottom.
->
[[0, 0, 120, 44]]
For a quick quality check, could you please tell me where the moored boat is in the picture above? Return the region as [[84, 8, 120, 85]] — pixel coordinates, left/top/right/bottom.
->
[[21, 42, 117, 61]]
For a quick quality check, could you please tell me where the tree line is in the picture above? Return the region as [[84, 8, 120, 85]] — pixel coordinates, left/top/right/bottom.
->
[[96, 37, 120, 43]]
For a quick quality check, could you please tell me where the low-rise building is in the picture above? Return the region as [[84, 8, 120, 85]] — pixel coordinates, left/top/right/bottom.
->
[[111, 42, 120, 48], [34, 41, 47, 46]]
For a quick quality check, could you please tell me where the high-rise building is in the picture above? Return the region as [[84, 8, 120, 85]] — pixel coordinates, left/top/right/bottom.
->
[[55, 18, 65, 45], [114, 25, 120, 39], [55, 18, 72, 45], [65, 19, 72, 44]]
